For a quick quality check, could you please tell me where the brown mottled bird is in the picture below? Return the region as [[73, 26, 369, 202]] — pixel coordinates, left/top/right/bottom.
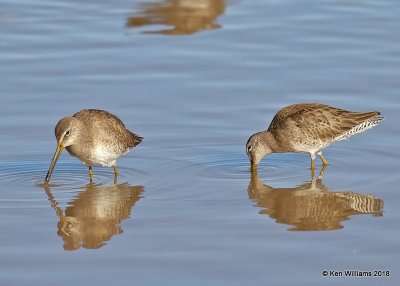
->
[[45, 109, 143, 183], [246, 103, 383, 174]]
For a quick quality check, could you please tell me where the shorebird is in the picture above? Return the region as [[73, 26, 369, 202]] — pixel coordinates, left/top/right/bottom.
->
[[45, 109, 143, 183], [246, 103, 383, 174]]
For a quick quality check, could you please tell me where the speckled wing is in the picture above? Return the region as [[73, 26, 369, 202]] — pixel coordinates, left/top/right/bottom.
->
[[73, 109, 142, 149], [267, 103, 381, 147]]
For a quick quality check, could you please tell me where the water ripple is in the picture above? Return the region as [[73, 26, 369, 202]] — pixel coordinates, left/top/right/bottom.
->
[[180, 151, 310, 183], [0, 159, 149, 189]]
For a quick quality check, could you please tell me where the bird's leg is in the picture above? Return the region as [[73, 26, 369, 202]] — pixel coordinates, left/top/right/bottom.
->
[[318, 164, 328, 178], [317, 151, 329, 167], [113, 165, 119, 184], [89, 166, 93, 183], [309, 153, 316, 177]]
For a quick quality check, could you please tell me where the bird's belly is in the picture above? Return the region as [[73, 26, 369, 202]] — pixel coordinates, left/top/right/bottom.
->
[[290, 141, 327, 154], [91, 145, 129, 167], [67, 145, 129, 167]]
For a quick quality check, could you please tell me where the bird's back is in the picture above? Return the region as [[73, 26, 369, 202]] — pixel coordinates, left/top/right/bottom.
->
[[73, 109, 143, 149], [267, 103, 383, 149]]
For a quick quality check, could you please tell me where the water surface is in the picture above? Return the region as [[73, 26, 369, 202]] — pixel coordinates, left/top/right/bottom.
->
[[0, 0, 399, 285]]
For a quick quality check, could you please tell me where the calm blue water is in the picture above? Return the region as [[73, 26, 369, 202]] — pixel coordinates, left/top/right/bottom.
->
[[0, 0, 399, 285]]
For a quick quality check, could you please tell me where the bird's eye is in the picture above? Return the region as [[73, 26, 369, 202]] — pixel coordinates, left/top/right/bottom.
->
[[65, 130, 71, 137], [247, 145, 252, 153]]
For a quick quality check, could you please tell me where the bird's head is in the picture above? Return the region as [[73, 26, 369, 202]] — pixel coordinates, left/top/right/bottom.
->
[[55, 117, 81, 148], [246, 132, 272, 170], [45, 117, 81, 183]]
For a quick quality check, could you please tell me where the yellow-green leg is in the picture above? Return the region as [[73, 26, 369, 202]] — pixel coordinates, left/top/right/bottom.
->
[[319, 164, 328, 178], [310, 157, 315, 177], [89, 166, 93, 183], [317, 151, 329, 167], [113, 165, 119, 184]]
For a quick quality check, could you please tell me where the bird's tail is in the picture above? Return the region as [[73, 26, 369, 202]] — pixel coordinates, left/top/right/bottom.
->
[[128, 131, 143, 147], [356, 111, 384, 129], [354, 111, 384, 125], [335, 111, 383, 141]]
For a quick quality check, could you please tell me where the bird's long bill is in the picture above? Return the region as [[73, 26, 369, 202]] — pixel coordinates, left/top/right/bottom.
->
[[45, 143, 63, 183]]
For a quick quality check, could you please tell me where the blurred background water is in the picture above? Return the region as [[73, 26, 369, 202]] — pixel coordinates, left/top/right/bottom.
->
[[0, 0, 399, 285]]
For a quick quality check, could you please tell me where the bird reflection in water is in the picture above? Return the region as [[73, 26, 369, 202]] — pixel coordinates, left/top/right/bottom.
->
[[126, 0, 226, 35], [43, 183, 144, 250], [247, 170, 383, 231]]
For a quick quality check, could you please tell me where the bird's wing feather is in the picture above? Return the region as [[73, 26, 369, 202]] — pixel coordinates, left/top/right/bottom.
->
[[74, 109, 142, 148], [267, 103, 380, 143]]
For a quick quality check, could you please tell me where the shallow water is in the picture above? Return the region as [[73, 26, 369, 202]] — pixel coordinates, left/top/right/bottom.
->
[[1, 0, 399, 285]]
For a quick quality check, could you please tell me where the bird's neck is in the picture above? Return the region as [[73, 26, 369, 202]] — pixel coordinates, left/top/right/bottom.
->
[[261, 131, 282, 153]]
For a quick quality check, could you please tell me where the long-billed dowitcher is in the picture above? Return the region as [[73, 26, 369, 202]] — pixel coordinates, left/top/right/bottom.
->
[[45, 109, 143, 183], [246, 103, 383, 174]]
